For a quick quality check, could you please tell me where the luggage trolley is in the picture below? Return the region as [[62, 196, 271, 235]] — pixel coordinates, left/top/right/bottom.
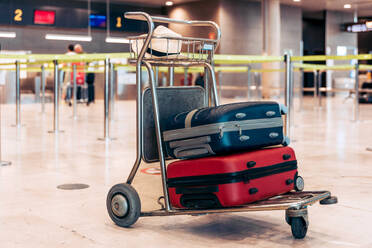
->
[[106, 12, 337, 239]]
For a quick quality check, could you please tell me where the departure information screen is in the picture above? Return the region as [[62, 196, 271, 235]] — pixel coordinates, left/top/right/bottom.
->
[[34, 10, 55, 25], [89, 14, 106, 28], [2, 0, 147, 32]]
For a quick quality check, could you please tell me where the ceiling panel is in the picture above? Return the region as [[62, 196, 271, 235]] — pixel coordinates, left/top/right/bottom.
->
[[91, 0, 372, 16], [100, 0, 199, 7], [279, 0, 372, 17]]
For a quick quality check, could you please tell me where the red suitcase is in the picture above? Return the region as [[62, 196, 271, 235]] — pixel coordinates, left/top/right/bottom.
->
[[167, 146, 303, 209]]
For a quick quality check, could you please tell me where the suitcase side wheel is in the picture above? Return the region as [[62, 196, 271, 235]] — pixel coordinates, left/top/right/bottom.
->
[[294, 176, 304, 192], [106, 183, 141, 227]]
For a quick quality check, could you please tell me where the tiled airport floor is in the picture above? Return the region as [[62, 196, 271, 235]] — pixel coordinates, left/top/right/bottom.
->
[[0, 95, 372, 248]]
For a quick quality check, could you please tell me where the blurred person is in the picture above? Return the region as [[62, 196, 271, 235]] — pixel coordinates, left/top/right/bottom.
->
[[66, 44, 75, 55], [75, 44, 95, 106], [72, 44, 85, 101], [62, 44, 76, 101], [180, 73, 193, 86], [195, 72, 205, 88], [86, 63, 95, 106], [74, 44, 83, 54]]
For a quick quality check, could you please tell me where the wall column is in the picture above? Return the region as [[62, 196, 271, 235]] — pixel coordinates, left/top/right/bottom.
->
[[261, 0, 281, 98]]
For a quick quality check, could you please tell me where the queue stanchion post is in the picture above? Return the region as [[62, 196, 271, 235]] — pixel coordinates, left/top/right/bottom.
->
[[169, 67, 174, 86], [284, 53, 293, 140], [317, 70, 322, 108], [313, 70, 318, 108], [217, 70, 222, 103], [289, 61, 295, 133], [59, 68, 64, 104], [41, 64, 46, 114], [247, 65, 251, 99], [184, 67, 188, 85], [48, 60, 64, 134], [155, 66, 159, 86], [72, 64, 77, 120], [354, 63, 359, 122], [161, 72, 166, 86], [204, 66, 210, 105], [0, 86, 11, 166], [253, 72, 258, 99], [13, 60, 21, 128], [298, 68, 304, 111], [110, 62, 115, 123], [255, 71, 262, 99], [98, 58, 115, 141]]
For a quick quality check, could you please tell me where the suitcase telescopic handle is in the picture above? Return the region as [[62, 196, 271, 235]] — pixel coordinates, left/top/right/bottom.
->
[[124, 11, 221, 50]]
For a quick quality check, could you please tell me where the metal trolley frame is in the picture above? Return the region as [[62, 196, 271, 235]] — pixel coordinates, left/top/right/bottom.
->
[[106, 12, 337, 239]]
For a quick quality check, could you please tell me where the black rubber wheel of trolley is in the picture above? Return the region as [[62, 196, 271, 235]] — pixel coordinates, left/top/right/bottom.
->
[[291, 217, 308, 239], [320, 196, 338, 205], [106, 183, 141, 227]]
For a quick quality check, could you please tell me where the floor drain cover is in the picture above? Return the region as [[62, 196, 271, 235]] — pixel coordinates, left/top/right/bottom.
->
[[57, 183, 89, 190]]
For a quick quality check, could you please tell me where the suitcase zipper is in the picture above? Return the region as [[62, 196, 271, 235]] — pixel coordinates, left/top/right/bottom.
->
[[163, 117, 283, 142], [167, 160, 297, 187]]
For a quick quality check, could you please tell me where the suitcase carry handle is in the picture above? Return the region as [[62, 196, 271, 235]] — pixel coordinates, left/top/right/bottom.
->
[[180, 193, 221, 209], [176, 186, 219, 195], [173, 144, 215, 159]]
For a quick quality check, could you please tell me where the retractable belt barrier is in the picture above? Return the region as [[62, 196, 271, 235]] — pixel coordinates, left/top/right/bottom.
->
[[0, 52, 371, 147], [0, 52, 371, 63], [293, 62, 372, 122]]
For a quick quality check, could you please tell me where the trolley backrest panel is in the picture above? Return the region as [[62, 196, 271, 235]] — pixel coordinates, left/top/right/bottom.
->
[[142, 86, 206, 163]]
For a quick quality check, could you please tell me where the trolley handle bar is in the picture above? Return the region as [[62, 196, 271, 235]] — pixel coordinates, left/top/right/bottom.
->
[[124, 11, 221, 50]]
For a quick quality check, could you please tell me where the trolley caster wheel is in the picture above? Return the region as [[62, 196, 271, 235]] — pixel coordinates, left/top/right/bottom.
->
[[290, 217, 308, 239], [286, 208, 308, 239], [294, 176, 304, 192], [320, 196, 338, 205], [106, 183, 141, 227]]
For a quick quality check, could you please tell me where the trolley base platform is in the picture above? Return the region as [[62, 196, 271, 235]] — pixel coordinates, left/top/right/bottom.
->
[[140, 191, 335, 217]]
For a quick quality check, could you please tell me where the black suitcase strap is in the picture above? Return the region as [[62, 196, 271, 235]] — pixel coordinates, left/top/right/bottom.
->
[[168, 161, 297, 188]]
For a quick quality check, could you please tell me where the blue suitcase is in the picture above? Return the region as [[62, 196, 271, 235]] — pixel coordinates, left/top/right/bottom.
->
[[162, 101, 289, 159]]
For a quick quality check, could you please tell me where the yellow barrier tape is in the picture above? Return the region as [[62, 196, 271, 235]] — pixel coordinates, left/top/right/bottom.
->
[[0, 53, 131, 62], [293, 63, 372, 71], [0, 65, 106, 73], [0, 67, 50, 72], [214, 54, 283, 64], [0, 61, 55, 66], [5, 62, 369, 74], [291, 54, 372, 62], [215, 67, 247, 73], [360, 65, 372, 71], [252, 68, 284, 73], [111, 66, 286, 74], [62, 69, 105, 73], [114, 64, 136, 72], [293, 63, 356, 71], [0, 52, 370, 65]]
